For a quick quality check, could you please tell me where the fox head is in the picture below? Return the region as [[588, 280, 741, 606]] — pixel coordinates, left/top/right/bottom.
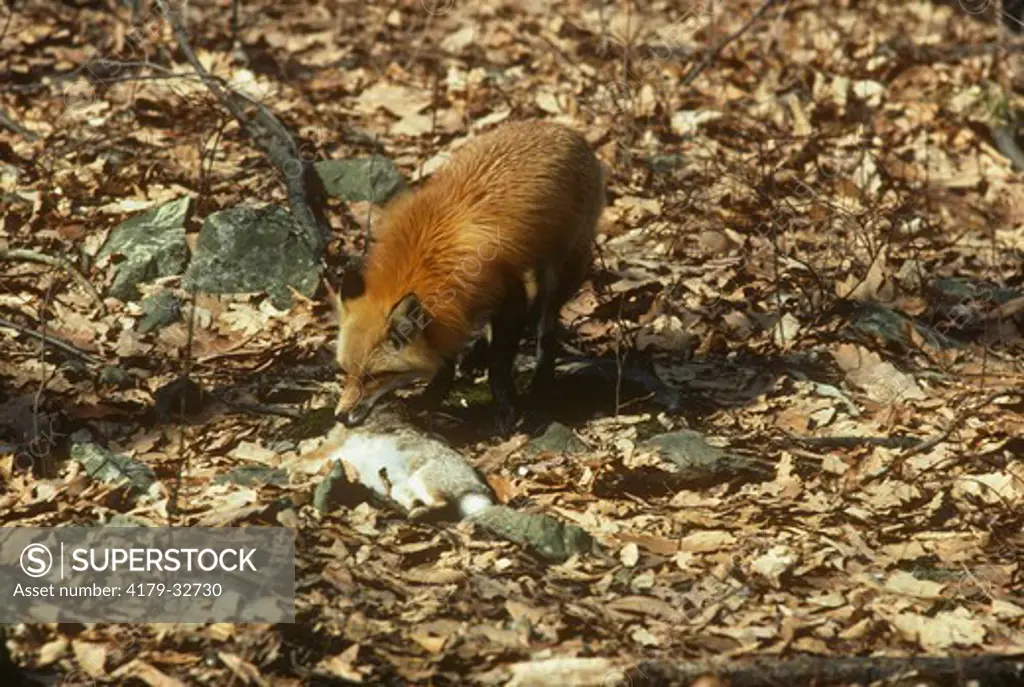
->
[[332, 269, 441, 425]]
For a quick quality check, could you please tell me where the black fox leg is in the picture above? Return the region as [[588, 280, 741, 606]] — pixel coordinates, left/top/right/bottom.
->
[[489, 284, 528, 434], [460, 335, 490, 377], [531, 327, 558, 395], [415, 357, 455, 409], [530, 265, 560, 395]]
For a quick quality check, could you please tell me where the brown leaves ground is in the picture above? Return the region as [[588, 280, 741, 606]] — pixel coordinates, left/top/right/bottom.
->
[[2, 0, 1024, 684]]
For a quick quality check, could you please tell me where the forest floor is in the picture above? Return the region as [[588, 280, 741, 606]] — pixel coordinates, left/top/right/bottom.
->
[[2, 0, 1024, 685]]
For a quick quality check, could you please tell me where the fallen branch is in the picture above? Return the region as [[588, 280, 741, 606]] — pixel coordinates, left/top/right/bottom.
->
[[0, 316, 102, 365], [682, 0, 780, 87], [0, 108, 37, 141], [894, 389, 1016, 461], [782, 389, 1017, 479], [0, 248, 107, 314], [852, 389, 1017, 484], [154, 0, 332, 255], [878, 36, 1024, 64], [209, 392, 302, 419], [629, 654, 1024, 687], [779, 432, 921, 450], [507, 654, 1024, 687]]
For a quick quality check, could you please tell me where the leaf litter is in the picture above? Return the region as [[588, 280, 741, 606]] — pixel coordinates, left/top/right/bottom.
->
[[1, 0, 1024, 685]]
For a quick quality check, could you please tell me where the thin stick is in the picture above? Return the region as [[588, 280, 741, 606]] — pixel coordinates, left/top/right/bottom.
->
[[779, 432, 921, 450], [1, 248, 107, 314], [897, 389, 1014, 461], [878, 37, 1024, 64], [0, 316, 102, 365], [682, 0, 779, 87], [154, 0, 332, 256], [0, 108, 37, 140], [864, 389, 1017, 484], [32, 285, 57, 476]]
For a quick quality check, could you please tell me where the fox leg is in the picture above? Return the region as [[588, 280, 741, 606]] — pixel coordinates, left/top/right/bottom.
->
[[414, 357, 455, 410], [532, 242, 592, 396], [460, 335, 490, 377], [530, 264, 560, 396], [489, 280, 528, 434]]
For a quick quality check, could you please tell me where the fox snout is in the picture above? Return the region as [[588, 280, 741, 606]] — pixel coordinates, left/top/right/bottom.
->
[[335, 376, 369, 425], [340, 403, 371, 426], [334, 370, 427, 426]]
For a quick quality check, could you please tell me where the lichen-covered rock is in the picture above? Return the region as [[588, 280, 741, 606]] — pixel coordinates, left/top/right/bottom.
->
[[98, 196, 191, 301], [138, 291, 181, 334], [315, 155, 406, 203], [70, 441, 156, 497], [471, 507, 593, 563], [641, 430, 766, 482], [527, 422, 587, 456], [188, 205, 322, 308], [215, 464, 289, 488]]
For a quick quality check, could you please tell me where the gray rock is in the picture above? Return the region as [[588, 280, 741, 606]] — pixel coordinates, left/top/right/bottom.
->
[[188, 205, 322, 309], [214, 464, 289, 488], [315, 156, 406, 203], [641, 430, 765, 481], [846, 302, 956, 351], [70, 442, 156, 496], [105, 514, 152, 527], [98, 196, 191, 301], [527, 422, 587, 455], [647, 154, 684, 173], [928, 277, 1021, 334], [138, 291, 181, 334], [471, 507, 593, 562], [98, 365, 132, 389], [313, 462, 347, 513]]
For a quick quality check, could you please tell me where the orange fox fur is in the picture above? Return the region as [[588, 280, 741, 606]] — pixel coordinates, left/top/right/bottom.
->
[[334, 120, 605, 429]]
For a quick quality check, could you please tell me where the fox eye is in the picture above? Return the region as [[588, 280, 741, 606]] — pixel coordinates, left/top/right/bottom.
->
[[387, 330, 406, 351], [384, 293, 426, 353]]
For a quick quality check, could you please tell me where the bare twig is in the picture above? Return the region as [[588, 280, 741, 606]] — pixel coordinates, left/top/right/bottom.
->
[[0, 248, 107, 314], [779, 432, 921, 450], [628, 653, 1024, 687], [878, 37, 1024, 64], [31, 284, 59, 476], [0, 108, 37, 140], [783, 390, 1017, 474], [860, 389, 1018, 484], [896, 389, 1015, 461], [154, 0, 332, 256], [682, 0, 780, 87], [0, 316, 102, 365], [230, 0, 241, 48]]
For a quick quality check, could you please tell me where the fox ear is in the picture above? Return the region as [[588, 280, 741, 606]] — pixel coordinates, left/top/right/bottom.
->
[[386, 293, 426, 350], [339, 264, 365, 302]]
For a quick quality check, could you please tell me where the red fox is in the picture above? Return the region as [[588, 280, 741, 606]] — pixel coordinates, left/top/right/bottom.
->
[[334, 120, 605, 432]]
